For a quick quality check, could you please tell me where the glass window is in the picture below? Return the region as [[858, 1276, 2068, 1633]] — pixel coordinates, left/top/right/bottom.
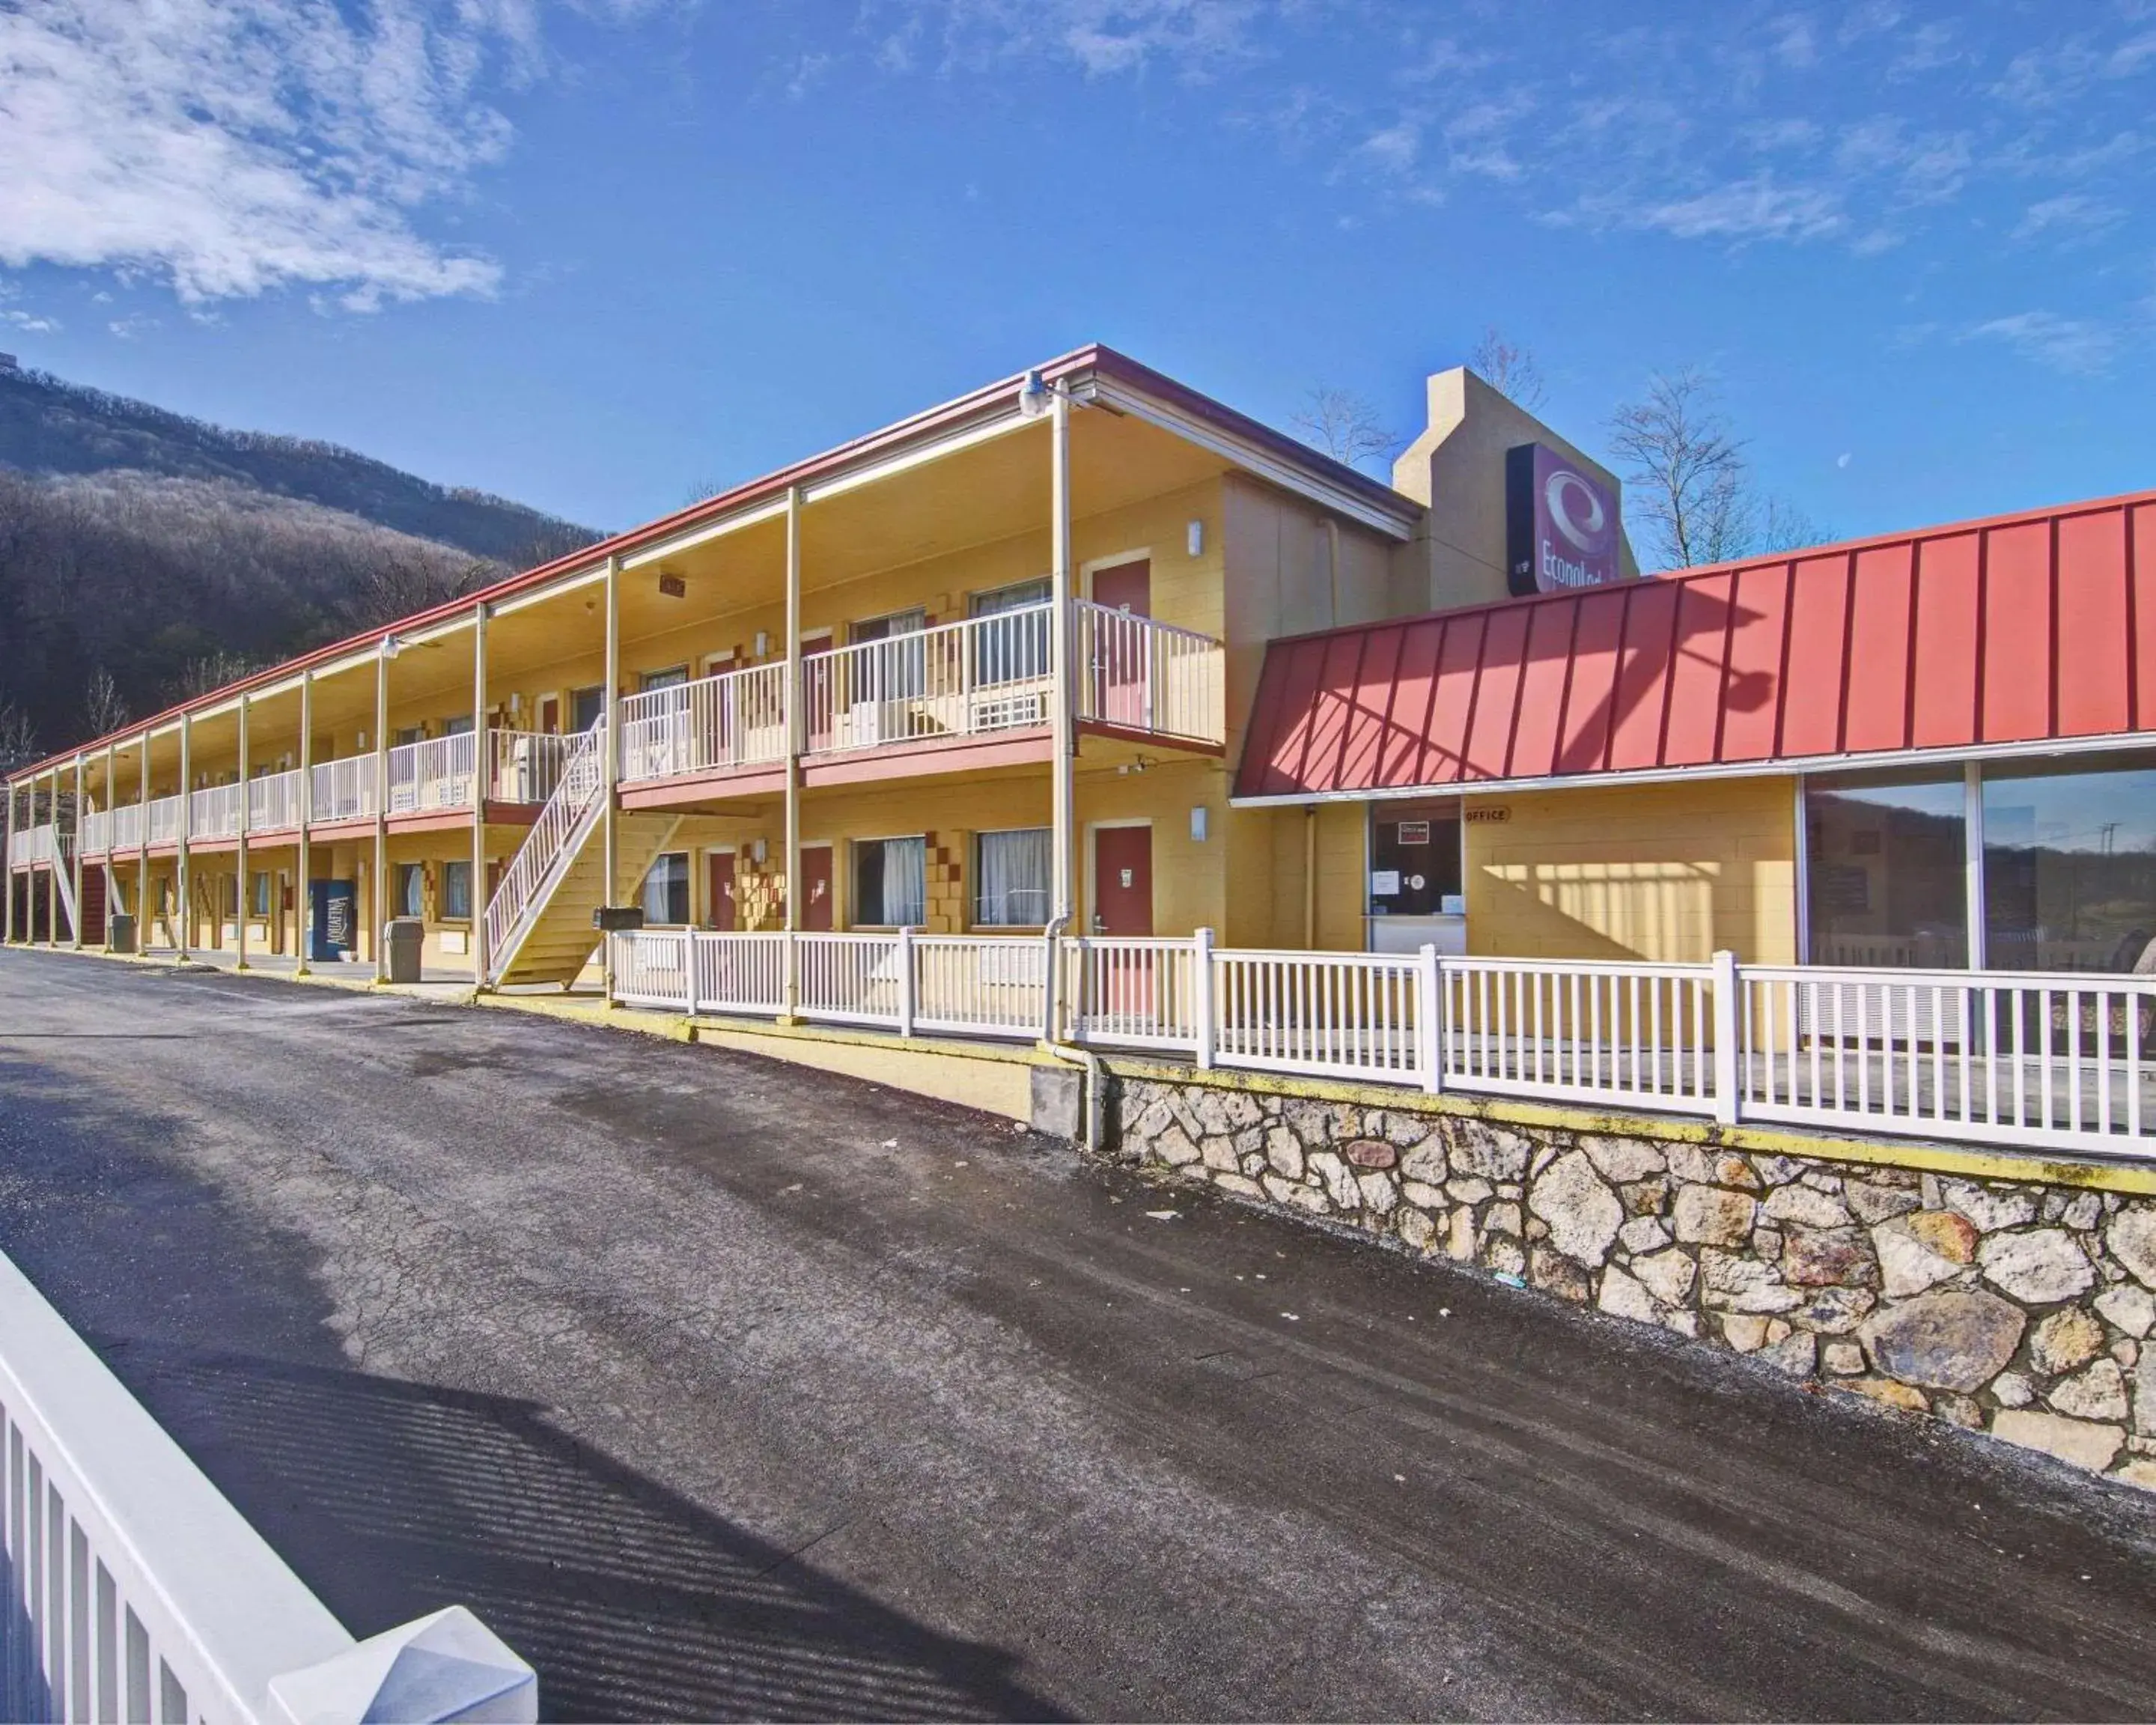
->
[[975, 829, 1050, 927], [250, 871, 271, 917], [443, 716, 475, 737], [853, 836, 926, 927], [395, 862, 425, 919], [971, 579, 1052, 687], [1367, 802, 1465, 917], [1806, 768, 1966, 968], [570, 686, 605, 731], [641, 851, 690, 925], [442, 860, 472, 921], [640, 666, 689, 693], [1982, 753, 2156, 973]]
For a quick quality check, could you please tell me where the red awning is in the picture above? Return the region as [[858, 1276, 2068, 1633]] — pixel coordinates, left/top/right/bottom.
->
[[1234, 489, 2156, 801]]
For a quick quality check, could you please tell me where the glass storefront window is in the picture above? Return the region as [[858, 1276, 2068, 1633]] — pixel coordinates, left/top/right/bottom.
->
[[1806, 768, 1966, 968], [1983, 754, 2156, 973], [1367, 801, 1464, 918]]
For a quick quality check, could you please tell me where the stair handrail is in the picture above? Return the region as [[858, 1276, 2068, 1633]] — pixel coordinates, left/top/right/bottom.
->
[[482, 718, 608, 982]]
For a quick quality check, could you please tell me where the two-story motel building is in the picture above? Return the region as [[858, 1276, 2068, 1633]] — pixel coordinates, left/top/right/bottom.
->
[[10, 344, 2156, 1074]]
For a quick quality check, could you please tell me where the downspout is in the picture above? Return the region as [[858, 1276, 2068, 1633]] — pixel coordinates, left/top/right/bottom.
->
[[1038, 911, 1105, 1155], [1303, 804, 1318, 949]]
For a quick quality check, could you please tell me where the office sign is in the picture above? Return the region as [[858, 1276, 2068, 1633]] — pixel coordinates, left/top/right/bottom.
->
[[1506, 443, 1622, 595]]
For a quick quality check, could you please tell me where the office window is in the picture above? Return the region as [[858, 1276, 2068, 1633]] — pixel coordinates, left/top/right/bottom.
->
[[1367, 802, 1465, 917], [642, 851, 690, 925], [1982, 752, 2156, 973], [395, 862, 425, 919], [1806, 769, 1966, 967], [442, 860, 472, 921], [975, 829, 1050, 927], [853, 836, 926, 927]]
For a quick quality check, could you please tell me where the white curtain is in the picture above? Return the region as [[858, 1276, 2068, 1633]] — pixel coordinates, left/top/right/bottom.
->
[[883, 837, 927, 926], [975, 828, 1050, 926]]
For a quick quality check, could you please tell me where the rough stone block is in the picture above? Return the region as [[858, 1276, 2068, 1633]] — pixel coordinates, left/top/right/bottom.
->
[[1674, 1184, 1757, 1247], [1845, 1180, 1923, 1226], [1264, 1127, 1305, 1181], [1842, 1377, 1929, 1413], [1530, 1247, 1592, 1303], [1356, 1170, 1399, 1215], [1397, 1208, 1439, 1253], [1823, 1340, 1865, 1375], [1401, 1180, 1446, 1211], [1874, 1214, 1974, 1299], [1633, 1247, 1696, 1306], [2048, 1359, 2129, 1422], [2096, 1284, 2155, 1339], [1345, 1139, 1398, 1170], [1446, 1176, 1494, 1205], [1618, 1215, 1671, 1255], [2030, 1308, 2105, 1377], [1700, 1250, 1802, 1314], [2109, 1203, 2156, 1289], [1763, 1184, 1852, 1229], [1782, 1226, 1879, 1289], [1991, 1408, 2125, 1472], [1860, 1289, 2025, 1392], [1721, 1313, 1770, 1352], [1979, 1228, 2095, 1304], [1399, 1140, 1447, 1184], [1785, 1286, 1875, 1335], [1449, 1121, 1532, 1182], [1578, 1134, 1666, 1184], [1598, 1265, 1661, 1324], [1938, 1178, 2039, 1232], [1620, 1175, 1672, 1217], [1758, 1331, 1817, 1377], [1212, 1172, 1264, 1199], [1528, 1151, 1624, 1267]]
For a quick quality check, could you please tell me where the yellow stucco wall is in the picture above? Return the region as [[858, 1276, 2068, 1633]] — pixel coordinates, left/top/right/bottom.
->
[[1461, 777, 1798, 964]]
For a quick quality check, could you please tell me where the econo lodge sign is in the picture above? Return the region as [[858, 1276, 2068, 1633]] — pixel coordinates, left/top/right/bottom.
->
[[1505, 443, 1621, 597]]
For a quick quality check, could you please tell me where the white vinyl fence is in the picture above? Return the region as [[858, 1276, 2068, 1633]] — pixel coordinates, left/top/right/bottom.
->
[[607, 931, 2156, 1159], [0, 1245, 532, 1724]]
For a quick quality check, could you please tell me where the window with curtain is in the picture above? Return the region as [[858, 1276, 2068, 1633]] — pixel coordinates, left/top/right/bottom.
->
[[975, 828, 1050, 927], [853, 836, 926, 927], [395, 862, 425, 919], [641, 852, 690, 925], [442, 860, 472, 921], [250, 871, 271, 917], [969, 578, 1051, 687], [1806, 768, 1966, 967]]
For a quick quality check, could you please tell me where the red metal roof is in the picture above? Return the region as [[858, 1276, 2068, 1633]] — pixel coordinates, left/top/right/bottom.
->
[[1234, 489, 2156, 801]]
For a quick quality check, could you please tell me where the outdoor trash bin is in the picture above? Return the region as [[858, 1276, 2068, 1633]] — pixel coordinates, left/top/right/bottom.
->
[[384, 916, 425, 983], [107, 911, 135, 955]]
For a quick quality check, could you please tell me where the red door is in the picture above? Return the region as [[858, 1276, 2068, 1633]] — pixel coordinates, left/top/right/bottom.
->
[[707, 852, 736, 931], [1089, 559, 1152, 728], [538, 697, 560, 736], [800, 634, 837, 753], [800, 845, 833, 931], [1091, 825, 1155, 1025]]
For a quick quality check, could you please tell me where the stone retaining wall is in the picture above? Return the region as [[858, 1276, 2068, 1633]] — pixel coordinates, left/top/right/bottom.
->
[[1108, 1073, 2156, 1490]]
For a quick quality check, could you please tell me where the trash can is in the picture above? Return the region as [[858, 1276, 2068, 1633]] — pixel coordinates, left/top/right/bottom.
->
[[107, 911, 137, 955], [384, 916, 425, 984]]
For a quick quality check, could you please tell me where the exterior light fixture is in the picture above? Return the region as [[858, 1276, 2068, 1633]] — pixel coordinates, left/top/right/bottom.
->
[[1017, 369, 1053, 419], [1190, 806, 1209, 842], [380, 636, 401, 660], [1187, 519, 1205, 558]]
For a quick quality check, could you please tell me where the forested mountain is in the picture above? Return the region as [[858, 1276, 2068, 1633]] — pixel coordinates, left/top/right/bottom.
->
[[0, 366, 602, 767]]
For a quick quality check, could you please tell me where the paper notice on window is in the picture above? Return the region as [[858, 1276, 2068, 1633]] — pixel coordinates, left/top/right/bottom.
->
[[1371, 870, 1401, 895]]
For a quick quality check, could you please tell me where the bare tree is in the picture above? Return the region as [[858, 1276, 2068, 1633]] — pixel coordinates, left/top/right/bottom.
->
[[84, 666, 127, 735], [0, 702, 37, 772], [1291, 386, 1398, 473], [1470, 327, 1547, 411], [1607, 369, 1754, 568], [174, 650, 261, 700], [1754, 496, 1836, 556], [341, 550, 496, 632]]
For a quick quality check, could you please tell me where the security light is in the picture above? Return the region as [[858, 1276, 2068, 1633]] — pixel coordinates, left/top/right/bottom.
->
[[1017, 369, 1052, 419]]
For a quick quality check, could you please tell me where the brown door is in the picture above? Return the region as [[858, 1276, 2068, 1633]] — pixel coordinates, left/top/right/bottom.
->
[[800, 845, 834, 931], [707, 852, 736, 931], [1092, 826, 1154, 935], [800, 633, 837, 753], [538, 697, 560, 736], [1089, 559, 1152, 728]]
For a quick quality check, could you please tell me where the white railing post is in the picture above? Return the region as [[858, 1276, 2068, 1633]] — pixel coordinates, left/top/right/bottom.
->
[[1419, 943, 1443, 1093], [1193, 926, 1216, 1070], [684, 930, 701, 1017], [898, 924, 917, 1038], [1711, 947, 1741, 1125]]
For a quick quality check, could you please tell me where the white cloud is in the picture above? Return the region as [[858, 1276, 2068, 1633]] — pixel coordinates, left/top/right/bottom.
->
[[1609, 176, 1845, 244], [0, 0, 544, 308], [1, 308, 60, 334], [1962, 311, 2119, 376], [2014, 192, 2125, 240]]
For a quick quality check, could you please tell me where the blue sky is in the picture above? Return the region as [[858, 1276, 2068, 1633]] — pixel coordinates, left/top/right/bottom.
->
[[1, 1, 2151, 547]]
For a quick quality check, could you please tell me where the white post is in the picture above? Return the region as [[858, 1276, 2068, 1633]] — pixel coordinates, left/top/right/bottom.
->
[[601, 554, 621, 1003], [782, 485, 803, 1022], [373, 644, 389, 982], [135, 731, 150, 951], [683, 930, 699, 1017], [103, 741, 117, 945], [1711, 947, 1741, 1125], [70, 754, 85, 949], [177, 714, 192, 959], [1049, 387, 1075, 932], [296, 669, 314, 976], [898, 924, 916, 1038], [2, 775, 14, 944], [1193, 925, 1216, 1069], [234, 693, 251, 970], [1418, 943, 1443, 1094], [472, 601, 489, 989]]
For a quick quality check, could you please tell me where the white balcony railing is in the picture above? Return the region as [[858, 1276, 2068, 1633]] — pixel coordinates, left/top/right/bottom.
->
[[803, 605, 1056, 756], [79, 808, 112, 856], [147, 793, 183, 846], [619, 663, 789, 785], [311, 755, 379, 824], [387, 731, 478, 815], [12, 822, 62, 868], [188, 783, 242, 841], [487, 729, 573, 805], [1073, 600, 1222, 744], [246, 767, 305, 834]]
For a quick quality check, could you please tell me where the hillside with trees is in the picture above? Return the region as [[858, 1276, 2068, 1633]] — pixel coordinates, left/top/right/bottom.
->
[[0, 366, 601, 767]]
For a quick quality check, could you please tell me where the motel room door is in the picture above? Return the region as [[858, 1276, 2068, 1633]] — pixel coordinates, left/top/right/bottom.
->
[[1091, 825, 1156, 1024], [1088, 559, 1152, 730], [800, 844, 834, 931], [707, 851, 736, 931]]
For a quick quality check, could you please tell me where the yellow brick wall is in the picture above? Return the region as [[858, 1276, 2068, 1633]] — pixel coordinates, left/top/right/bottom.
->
[[1462, 777, 1798, 964]]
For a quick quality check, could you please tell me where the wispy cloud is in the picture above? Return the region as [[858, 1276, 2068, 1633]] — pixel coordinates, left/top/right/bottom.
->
[[1962, 311, 2119, 375], [0, 0, 581, 309]]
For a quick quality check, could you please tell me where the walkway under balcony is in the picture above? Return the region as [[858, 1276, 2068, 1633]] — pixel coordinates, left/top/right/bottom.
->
[[618, 600, 1223, 809]]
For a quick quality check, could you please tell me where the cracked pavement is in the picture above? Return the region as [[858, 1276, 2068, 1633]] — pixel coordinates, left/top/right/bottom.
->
[[1, 949, 2155, 1720]]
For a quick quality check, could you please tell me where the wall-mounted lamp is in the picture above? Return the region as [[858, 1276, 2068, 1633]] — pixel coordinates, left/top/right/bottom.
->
[[1187, 519, 1205, 558], [753, 630, 770, 658], [1190, 806, 1209, 842], [1017, 368, 1053, 419], [380, 636, 401, 660], [751, 838, 769, 865]]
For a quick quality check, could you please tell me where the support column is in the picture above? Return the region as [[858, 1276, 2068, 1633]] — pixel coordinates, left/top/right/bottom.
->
[[1050, 387, 1076, 931], [177, 718, 192, 959], [103, 741, 118, 945], [471, 601, 489, 988], [136, 732, 150, 952], [782, 486, 803, 1020], [234, 694, 251, 971], [3, 776, 16, 945], [296, 670, 314, 976], [45, 771, 58, 948], [70, 754, 84, 949], [601, 553, 621, 1001], [373, 642, 390, 982]]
